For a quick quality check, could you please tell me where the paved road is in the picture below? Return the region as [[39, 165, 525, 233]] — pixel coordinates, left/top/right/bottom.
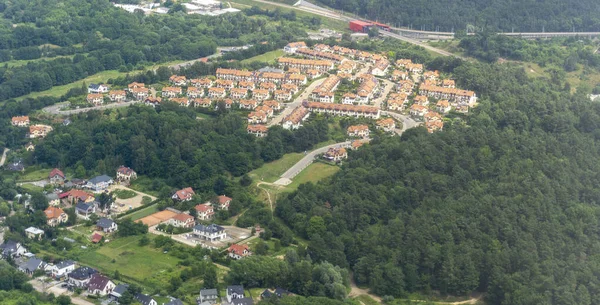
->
[[0, 148, 9, 166], [382, 110, 420, 133], [268, 77, 326, 127], [43, 100, 141, 115], [372, 79, 395, 109], [274, 141, 351, 185]]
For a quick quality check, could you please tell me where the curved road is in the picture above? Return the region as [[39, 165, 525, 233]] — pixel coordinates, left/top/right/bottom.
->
[[43, 101, 141, 115]]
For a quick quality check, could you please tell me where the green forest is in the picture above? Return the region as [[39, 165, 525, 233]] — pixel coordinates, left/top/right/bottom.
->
[[276, 56, 600, 304], [316, 0, 600, 32]]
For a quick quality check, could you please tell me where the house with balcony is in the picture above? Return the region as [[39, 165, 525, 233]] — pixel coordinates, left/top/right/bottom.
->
[[193, 224, 226, 241]]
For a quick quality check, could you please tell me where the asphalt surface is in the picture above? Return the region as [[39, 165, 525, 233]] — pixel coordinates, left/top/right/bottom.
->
[[274, 141, 351, 185], [372, 79, 395, 109], [42, 100, 141, 115]]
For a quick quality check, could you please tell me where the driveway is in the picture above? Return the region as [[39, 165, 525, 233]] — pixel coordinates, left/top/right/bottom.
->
[[30, 278, 95, 305], [268, 77, 327, 127], [372, 79, 395, 109]]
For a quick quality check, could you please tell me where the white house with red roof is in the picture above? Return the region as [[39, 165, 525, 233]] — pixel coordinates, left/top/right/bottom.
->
[[228, 244, 251, 260], [195, 203, 214, 221], [49, 168, 66, 185], [116, 166, 137, 182], [172, 187, 195, 202], [216, 195, 232, 210], [168, 213, 195, 228]]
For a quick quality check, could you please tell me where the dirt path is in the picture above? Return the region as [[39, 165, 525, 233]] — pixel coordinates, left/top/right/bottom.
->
[[256, 182, 275, 219], [0, 148, 9, 166]]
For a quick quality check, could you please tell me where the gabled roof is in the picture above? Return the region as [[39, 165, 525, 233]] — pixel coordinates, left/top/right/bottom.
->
[[227, 285, 245, 295], [261, 289, 273, 298], [164, 299, 184, 305], [200, 288, 218, 297], [232, 297, 254, 305], [68, 266, 97, 280], [76, 201, 94, 211], [195, 203, 213, 213], [217, 195, 232, 204], [228, 244, 250, 256], [136, 293, 156, 305], [111, 283, 129, 296], [88, 175, 112, 185], [55, 260, 76, 269], [274, 287, 291, 297], [172, 213, 194, 223], [22, 258, 45, 272], [88, 273, 112, 290], [96, 218, 115, 229], [174, 187, 195, 200], [44, 206, 66, 220], [49, 168, 65, 179]]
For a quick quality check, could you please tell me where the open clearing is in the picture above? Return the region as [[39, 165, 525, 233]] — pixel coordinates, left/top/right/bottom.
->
[[248, 152, 304, 183], [109, 184, 157, 213], [120, 204, 159, 221], [241, 49, 284, 64]]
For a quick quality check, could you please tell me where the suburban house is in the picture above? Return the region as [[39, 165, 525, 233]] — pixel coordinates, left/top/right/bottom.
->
[[216, 195, 232, 210], [18, 257, 46, 275], [87, 93, 104, 106], [208, 87, 227, 99], [281, 83, 299, 94], [351, 140, 364, 150], [413, 95, 429, 106], [11, 116, 29, 127], [190, 78, 213, 88], [216, 79, 235, 90], [44, 206, 68, 227], [436, 100, 451, 113], [227, 285, 245, 303], [87, 273, 115, 296], [239, 99, 258, 110], [255, 105, 274, 117], [232, 298, 254, 305], [170, 75, 188, 86], [376, 118, 396, 132], [131, 87, 149, 100], [144, 97, 162, 107], [127, 82, 145, 90], [228, 244, 251, 260], [168, 213, 196, 228], [67, 266, 98, 287], [29, 124, 53, 138], [25, 227, 44, 240], [172, 187, 195, 201], [109, 283, 129, 302], [194, 98, 213, 108], [49, 168, 66, 185], [247, 111, 267, 124], [347, 125, 370, 138], [286, 74, 307, 86], [426, 120, 444, 133], [238, 81, 256, 90], [252, 89, 270, 101], [136, 293, 158, 305], [323, 147, 347, 162], [108, 90, 127, 102], [342, 93, 357, 105], [409, 104, 429, 117], [170, 97, 190, 107], [75, 201, 96, 219], [64, 189, 95, 204], [282, 106, 309, 130], [199, 288, 219, 304], [49, 260, 76, 279], [230, 88, 248, 100], [193, 224, 227, 241], [391, 70, 409, 81], [0, 240, 26, 258], [195, 203, 214, 221], [88, 84, 109, 93], [274, 90, 292, 102], [97, 218, 118, 233], [372, 59, 390, 76], [442, 79, 456, 88], [259, 82, 277, 92], [247, 124, 268, 137], [261, 288, 291, 299], [86, 175, 114, 191], [262, 100, 281, 111], [284, 41, 307, 53], [162, 86, 183, 98], [116, 166, 137, 182], [187, 87, 204, 98]]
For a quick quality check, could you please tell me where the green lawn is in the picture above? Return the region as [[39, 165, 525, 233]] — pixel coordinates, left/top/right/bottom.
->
[[120, 204, 159, 220], [128, 176, 161, 197], [3, 55, 76, 68], [241, 50, 284, 64], [113, 189, 137, 199], [78, 235, 182, 285], [17, 168, 50, 182], [286, 161, 340, 190], [248, 152, 304, 183], [354, 295, 380, 305], [19, 183, 44, 193]]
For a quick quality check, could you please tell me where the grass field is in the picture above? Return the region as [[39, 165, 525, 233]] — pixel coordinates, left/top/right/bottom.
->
[[78, 235, 182, 285], [121, 204, 159, 220], [3, 55, 76, 68], [248, 152, 304, 183], [19, 183, 44, 193], [17, 168, 50, 182], [241, 50, 284, 64], [113, 189, 137, 199], [287, 161, 339, 190], [354, 295, 380, 305]]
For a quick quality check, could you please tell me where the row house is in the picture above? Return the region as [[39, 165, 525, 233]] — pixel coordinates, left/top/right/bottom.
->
[[295, 48, 345, 64], [423, 70, 440, 81], [208, 87, 227, 99], [376, 118, 396, 132], [239, 99, 258, 110], [221, 99, 234, 109], [347, 125, 370, 138], [108, 90, 126, 102], [274, 90, 292, 102], [314, 75, 340, 93], [127, 82, 145, 90], [247, 124, 268, 137], [391, 70, 409, 81], [190, 78, 213, 88], [169, 75, 187, 86], [342, 93, 356, 105], [238, 81, 256, 90], [372, 59, 390, 76], [306, 69, 322, 79], [230, 88, 248, 100], [323, 147, 347, 162], [436, 100, 451, 113], [247, 111, 268, 124], [187, 87, 204, 98], [397, 80, 414, 94], [418, 85, 477, 105], [11, 116, 29, 127], [281, 83, 299, 94], [162, 87, 182, 98], [286, 74, 307, 86], [303, 101, 381, 119], [313, 43, 331, 53], [259, 82, 277, 92], [216, 68, 254, 82], [396, 59, 413, 68], [425, 111, 443, 123], [406, 63, 424, 74], [252, 89, 270, 101], [216, 79, 235, 90], [413, 95, 429, 106], [456, 104, 469, 114], [263, 100, 282, 111], [131, 87, 149, 100], [387, 93, 408, 111], [87, 93, 104, 106], [409, 104, 429, 117], [29, 124, 53, 138], [277, 57, 334, 72], [442, 79, 456, 88], [356, 75, 378, 104], [170, 97, 190, 107], [255, 105, 274, 117], [258, 72, 286, 84], [144, 97, 161, 107], [311, 91, 335, 103], [193, 98, 212, 108], [283, 41, 307, 54], [423, 79, 437, 87], [282, 106, 309, 130], [338, 61, 356, 74]]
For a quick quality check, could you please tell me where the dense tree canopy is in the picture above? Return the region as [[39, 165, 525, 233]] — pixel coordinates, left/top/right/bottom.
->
[[277, 56, 600, 304], [317, 0, 600, 32]]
